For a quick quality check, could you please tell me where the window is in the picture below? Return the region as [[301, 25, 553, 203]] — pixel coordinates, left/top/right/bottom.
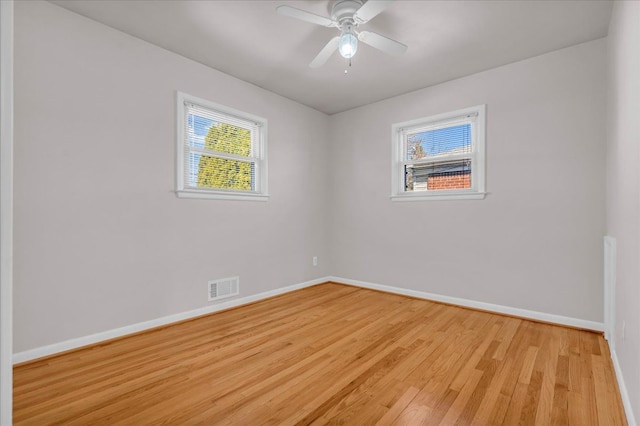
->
[[176, 92, 268, 200], [391, 104, 486, 201]]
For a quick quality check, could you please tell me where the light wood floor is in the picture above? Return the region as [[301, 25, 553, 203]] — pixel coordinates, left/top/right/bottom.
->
[[14, 283, 627, 425]]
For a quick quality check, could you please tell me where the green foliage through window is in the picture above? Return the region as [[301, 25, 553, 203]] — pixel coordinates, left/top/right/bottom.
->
[[197, 123, 253, 191]]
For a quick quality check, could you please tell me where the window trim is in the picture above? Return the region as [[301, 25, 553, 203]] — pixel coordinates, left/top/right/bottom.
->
[[391, 104, 486, 201], [176, 91, 269, 201]]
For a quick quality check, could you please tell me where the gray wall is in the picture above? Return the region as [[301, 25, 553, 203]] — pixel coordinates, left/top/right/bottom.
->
[[14, 1, 330, 352], [328, 39, 606, 322], [14, 0, 609, 357], [606, 1, 640, 421]]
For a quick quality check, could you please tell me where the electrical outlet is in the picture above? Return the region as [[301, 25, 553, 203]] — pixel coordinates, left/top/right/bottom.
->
[[622, 320, 626, 341], [313, 256, 318, 266]]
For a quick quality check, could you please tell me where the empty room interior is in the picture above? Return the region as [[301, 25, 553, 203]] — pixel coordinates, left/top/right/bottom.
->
[[1, 0, 640, 424]]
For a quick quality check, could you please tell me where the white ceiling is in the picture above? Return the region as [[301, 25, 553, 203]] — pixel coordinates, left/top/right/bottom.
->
[[50, 0, 613, 115]]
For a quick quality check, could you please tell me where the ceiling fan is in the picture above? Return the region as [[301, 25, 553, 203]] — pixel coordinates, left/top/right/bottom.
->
[[276, 0, 407, 68]]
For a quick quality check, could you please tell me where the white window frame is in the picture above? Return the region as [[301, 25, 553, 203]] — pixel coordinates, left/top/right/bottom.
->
[[391, 104, 486, 201], [176, 91, 268, 201]]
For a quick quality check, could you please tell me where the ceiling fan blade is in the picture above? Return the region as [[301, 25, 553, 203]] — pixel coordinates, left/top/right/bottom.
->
[[354, 0, 395, 24], [358, 31, 407, 56], [276, 5, 335, 27], [310, 37, 340, 68]]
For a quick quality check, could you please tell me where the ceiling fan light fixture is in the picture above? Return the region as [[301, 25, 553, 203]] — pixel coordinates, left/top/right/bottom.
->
[[338, 27, 358, 59], [277, 1, 406, 68]]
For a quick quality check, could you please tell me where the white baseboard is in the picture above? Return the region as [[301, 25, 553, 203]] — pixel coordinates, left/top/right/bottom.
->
[[13, 276, 330, 365], [610, 348, 638, 426], [329, 276, 604, 332], [14, 275, 606, 365]]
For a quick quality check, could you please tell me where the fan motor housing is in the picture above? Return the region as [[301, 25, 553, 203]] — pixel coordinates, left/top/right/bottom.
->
[[331, 0, 364, 25]]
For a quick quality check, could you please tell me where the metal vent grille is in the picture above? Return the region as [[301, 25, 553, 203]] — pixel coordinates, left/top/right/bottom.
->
[[208, 276, 240, 301]]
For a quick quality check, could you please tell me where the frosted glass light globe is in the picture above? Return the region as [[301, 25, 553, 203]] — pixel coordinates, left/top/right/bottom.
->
[[338, 32, 358, 59]]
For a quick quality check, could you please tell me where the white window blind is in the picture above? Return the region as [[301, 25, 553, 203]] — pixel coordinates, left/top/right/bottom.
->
[[176, 92, 268, 201]]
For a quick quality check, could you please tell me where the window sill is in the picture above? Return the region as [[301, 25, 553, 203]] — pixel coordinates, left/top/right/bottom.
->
[[391, 192, 487, 202], [176, 190, 269, 201]]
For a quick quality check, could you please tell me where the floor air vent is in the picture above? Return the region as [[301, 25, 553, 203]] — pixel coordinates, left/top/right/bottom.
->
[[208, 276, 240, 301]]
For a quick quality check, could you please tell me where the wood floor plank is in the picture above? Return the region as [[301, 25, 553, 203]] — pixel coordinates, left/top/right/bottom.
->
[[440, 368, 483, 425], [373, 385, 420, 425], [534, 326, 561, 425], [550, 354, 569, 425], [13, 283, 627, 425], [471, 319, 533, 424], [502, 382, 530, 425]]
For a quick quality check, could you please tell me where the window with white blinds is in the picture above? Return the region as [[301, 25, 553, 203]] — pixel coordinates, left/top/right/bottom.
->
[[391, 105, 486, 201], [176, 92, 268, 200]]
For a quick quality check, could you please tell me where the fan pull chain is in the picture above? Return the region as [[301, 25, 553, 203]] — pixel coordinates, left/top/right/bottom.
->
[[344, 57, 352, 75]]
